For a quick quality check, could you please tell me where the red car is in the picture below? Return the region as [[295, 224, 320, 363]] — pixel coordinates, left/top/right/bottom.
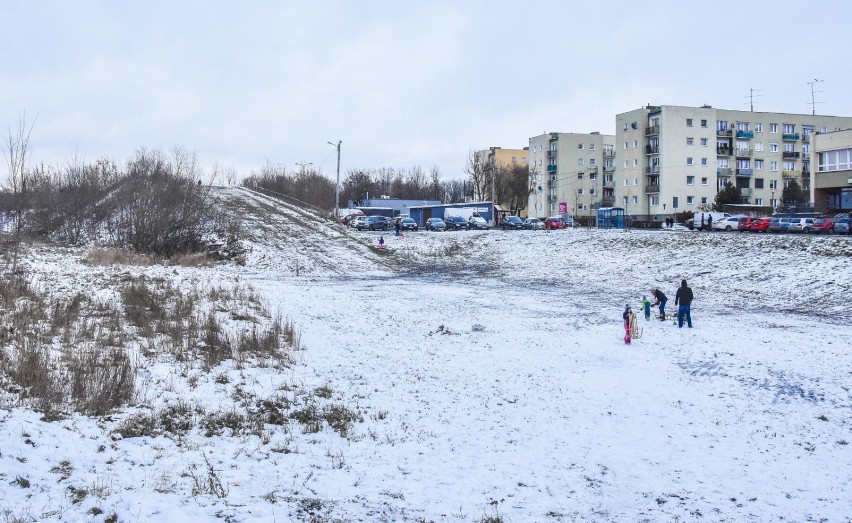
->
[[340, 212, 364, 225], [544, 216, 565, 230], [737, 216, 758, 231], [749, 217, 772, 232], [811, 218, 834, 234]]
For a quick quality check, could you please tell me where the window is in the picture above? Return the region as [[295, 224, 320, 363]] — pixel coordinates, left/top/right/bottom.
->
[[718, 158, 729, 168], [686, 137, 694, 146], [700, 138, 708, 146], [701, 119, 708, 128], [590, 188, 596, 195], [589, 143, 596, 150], [717, 120, 729, 131], [755, 198, 763, 205], [770, 161, 778, 171], [687, 196, 694, 205], [624, 141, 628, 149], [624, 179, 629, 186], [589, 158, 596, 166], [701, 158, 708, 166], [755, 159, 764, 170], [578, 188, 584, 195], [578, 158, 584, 166], [622, 196, 629, 205], [632, 196, 638, 204], [754, 123, 763, 132], [578, 172, 584, 179], [633, 159, 639, 167], [770, 123, 778, 133], [736, 140, 749, 151], [701, 197, 707, 204], [686, 118, 693, 127], [754, 142, 763, 152], [783, 123, 795, 133], [686, 157, 694, 165], [769, 180, 778, 190], [578, 143, 584, 149], [783, 161, 795, 171], [634, 178, 639, 186], [633, 140, 638, 148], [737, 122, 750, 131], [818, 149, 852, 172], [623, 160, 628, 168], [650, 196, 660, 206], [755, 178, 764, 189], [687, 176, 695, 185], [701, 177, 708, 185], [770, 143, 779, 152]]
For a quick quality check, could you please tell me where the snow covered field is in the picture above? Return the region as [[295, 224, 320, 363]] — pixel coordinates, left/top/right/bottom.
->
[[2, 187, 851, 522]]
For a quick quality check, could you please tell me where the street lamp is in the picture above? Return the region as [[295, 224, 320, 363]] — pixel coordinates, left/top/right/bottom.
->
[[328, 141, 341, 216], [295, 162, 312, 175]]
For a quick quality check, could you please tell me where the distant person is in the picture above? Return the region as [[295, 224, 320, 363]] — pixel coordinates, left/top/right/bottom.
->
[[641, 295, 651, 321], [395, 219, 401, 236], [623, 305, 633, 344], [707, 214, 713, 229], [675, 279, 694, 328], [378, 236, 385, 249], [651, 288, 667, 321]]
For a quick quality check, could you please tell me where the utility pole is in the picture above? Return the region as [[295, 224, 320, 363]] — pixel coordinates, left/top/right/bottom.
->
[[808, 79, 823, 115], [327, 140, 341, 216]]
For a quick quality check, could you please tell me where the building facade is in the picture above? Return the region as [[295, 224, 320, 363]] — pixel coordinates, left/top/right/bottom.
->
[[475, 147, 529, 169], [812, 129, 852, 213], [615, 105, 852, 220], [527, 132, 615, 219]]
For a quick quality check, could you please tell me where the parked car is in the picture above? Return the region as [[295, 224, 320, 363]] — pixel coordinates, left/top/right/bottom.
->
[[688, 211, 732, 231], [468, 216, 490, 230], [360, 216, 389, 231], [811, 218, 834, 234], [399, 218, 418, 231], [425, 218, 447, 231], [351, 216, 369, 229], [711, 216, 742, 231], [523, 217, 545, 230], [562, 216, 575, 228], [340, 211, 364, 225], [767, 217, 793, 233], [737, 216, 758, 231], [834, 218, 851, 234], [787, 217, 817, 233], [500, 216, 524, 230], [544, 216, 565, 230], [749, 217, 772, 232], [444, 216, 470, 230]]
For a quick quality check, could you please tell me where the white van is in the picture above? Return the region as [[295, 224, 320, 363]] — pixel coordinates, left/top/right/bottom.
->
[[689, 211, 731, 231]]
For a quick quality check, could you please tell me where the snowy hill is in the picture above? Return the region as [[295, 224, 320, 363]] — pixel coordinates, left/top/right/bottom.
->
[[1, 189, 851, 522]]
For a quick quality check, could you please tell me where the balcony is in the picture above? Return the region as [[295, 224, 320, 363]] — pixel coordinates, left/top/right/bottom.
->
[[645, 125, 659, 136], [740, 188, 753, 197], [645, 166, 660, 174], [603, 148, 615, 158], [645, 184, 660, 194], [736, 168, 753, 176], [601, 196, 615, 206], [645, 144, 659, 154], [717, 128, 732, 137], [782, 133, 800, 141], [802, 134, 810, 143], [717, 167, 733, 177], [548, 180, 557, 188], [735, 131, 754, 139], [603, 166, 614, 174], [782, 151, 800, 159], [602, 179, 614, 188], [716, 147, 731, 156], [548, 195, 558, 202], [547, 150, 557, 159], [547, 164, 557, 173], [782, 170, 799, 178], [735, 148, 752, 158]]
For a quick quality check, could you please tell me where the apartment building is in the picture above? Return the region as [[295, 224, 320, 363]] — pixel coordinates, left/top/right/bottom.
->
[[616, 105, 852, 219], [812, 129, 852, 213], [474, 147, 528, 170], [527, 132, 615, 219]]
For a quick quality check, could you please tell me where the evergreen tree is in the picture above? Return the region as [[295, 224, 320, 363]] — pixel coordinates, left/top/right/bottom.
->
[[781, 179, 806, 206], [713, 182, 742, 211]]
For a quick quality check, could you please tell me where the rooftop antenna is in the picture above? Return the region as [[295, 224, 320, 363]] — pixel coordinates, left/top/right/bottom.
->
[[807, 78, 824, 115], [746, 87, 762, 112]]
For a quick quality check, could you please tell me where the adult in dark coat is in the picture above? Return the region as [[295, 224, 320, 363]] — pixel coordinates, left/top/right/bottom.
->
[[651, 288, 668, 320], [675, 279, 694, 328]]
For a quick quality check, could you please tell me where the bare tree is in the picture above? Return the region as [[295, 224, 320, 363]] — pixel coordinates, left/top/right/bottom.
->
[[465, 149, 489, 201], [4, 114, 35, 275]]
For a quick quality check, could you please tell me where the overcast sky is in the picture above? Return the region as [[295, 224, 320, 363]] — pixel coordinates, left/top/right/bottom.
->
[[3, 0, 851, 182]]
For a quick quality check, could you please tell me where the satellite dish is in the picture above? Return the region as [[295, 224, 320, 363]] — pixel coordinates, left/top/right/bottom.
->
[[631, 122, 637, 129], [538, 186, 543, 193]]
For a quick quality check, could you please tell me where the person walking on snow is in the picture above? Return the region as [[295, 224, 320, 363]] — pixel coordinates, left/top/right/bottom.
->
[[641, 295, 651, 321], [675, 279, 694, 328], [623, 305, 633, 344], [651, 288, 667, 320], [378, 236, 385, 249]]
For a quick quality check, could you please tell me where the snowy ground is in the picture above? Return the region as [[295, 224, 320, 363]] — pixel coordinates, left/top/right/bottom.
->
[[1, 187, 851, 522]]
